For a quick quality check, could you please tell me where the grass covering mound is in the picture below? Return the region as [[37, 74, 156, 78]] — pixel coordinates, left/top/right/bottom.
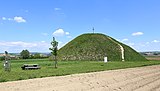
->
[[58, 33, 147, 61]]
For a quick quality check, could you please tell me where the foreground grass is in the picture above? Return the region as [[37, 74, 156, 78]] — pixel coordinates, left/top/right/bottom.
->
[[0, 59, 160, 82]]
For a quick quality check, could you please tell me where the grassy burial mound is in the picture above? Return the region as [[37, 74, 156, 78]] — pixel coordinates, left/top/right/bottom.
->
[[58, 33, 147, 61]]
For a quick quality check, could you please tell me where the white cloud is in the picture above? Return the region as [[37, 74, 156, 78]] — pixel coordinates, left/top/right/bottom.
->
[[8, 18, 13, 21], [41, 41, 46, 43], [152, 40, 160, 43], [122, 38, 129, 42], [54, 8, 61, 11], [0, 41, 37, 47], [14, 16, 26, 23], [42, 33, 48, 36], [65, 32, 69, 35], [127, 40, 160, 52], [146, 42, 150, 45], [67, 36, 72, 38], [1, 16, 26, 23], [53, 28, 70, 37], [53, 29, 65, 36], [2, 17, 6, 20], [132, 32, 143, 36], [120, 39, 160, 52], [0, 41, 50, 53]]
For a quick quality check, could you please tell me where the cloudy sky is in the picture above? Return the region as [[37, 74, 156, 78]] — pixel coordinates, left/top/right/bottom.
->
[[0, 0, 160, 53]]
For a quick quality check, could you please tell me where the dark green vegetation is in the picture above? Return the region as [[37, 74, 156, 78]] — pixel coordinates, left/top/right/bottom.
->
[[0, 59, 160, 82], [20, 50, 30, 59], [0, 56, 5, 61], [58, 33, 147, 61]]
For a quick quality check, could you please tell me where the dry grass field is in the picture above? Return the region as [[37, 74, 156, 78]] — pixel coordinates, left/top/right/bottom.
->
[[146, 56, 160, 60]]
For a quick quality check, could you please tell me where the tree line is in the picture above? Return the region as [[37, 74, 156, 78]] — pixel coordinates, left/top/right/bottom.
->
[[20, 49, 49, 59], [0, 49, 49, 61]]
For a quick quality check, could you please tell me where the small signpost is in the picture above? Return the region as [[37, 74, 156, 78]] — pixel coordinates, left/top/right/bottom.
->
[[4, 51, 11, 72]]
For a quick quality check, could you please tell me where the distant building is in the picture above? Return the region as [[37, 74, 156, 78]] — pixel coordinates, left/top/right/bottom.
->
[[0, 53, 5, 57], [0, 53, 19, 60]]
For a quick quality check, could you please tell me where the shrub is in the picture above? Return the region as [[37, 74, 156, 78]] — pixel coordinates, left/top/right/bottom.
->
[[0, 56, 5, 61]]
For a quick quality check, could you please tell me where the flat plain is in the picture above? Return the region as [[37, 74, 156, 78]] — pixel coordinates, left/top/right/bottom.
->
[[0, 65, 160, 91]]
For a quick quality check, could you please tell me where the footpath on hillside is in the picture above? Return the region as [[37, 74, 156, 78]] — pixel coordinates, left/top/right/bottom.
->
[[108, 37, 125, 61], [0, 65, 160, 91]]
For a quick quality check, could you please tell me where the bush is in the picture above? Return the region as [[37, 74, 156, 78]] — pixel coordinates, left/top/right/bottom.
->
[[33, 53, 41, 59], [49, 55, 54, 61], [0, 56, 5, 61]]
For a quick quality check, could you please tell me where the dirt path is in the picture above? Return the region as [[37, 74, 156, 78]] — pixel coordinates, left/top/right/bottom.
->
[[108, 37, 125, 61], [0, 65, 160, 91], [118, 44, 125, 61]]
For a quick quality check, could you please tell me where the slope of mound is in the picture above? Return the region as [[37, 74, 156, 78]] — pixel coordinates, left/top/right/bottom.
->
[[58, 33, 147, 61]]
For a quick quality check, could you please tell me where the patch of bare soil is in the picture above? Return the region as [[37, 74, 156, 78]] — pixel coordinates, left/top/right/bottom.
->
[[146, 56, 160, 60]]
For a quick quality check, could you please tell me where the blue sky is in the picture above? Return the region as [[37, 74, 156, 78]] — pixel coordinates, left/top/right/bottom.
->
[[0, 0, 160, 53]]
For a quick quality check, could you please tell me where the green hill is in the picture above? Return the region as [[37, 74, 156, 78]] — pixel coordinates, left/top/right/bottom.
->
[[58, 33, 147, 61]]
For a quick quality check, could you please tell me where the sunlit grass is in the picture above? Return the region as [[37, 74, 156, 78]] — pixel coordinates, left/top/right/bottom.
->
[[0, 59, 160, 82]]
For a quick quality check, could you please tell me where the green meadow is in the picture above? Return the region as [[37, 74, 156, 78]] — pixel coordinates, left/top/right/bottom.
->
[[0, 59, 160, 82]]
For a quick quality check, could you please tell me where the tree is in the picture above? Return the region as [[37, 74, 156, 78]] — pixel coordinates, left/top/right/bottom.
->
[[49, 37, 58, 68], [34, 53, 41, 59], [0, 56, 5, 61], [20, 50, 30, 59], [153, 52, 158, 55]]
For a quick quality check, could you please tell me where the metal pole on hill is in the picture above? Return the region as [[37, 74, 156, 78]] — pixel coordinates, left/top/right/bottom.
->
[[93, 27, 95, 33]]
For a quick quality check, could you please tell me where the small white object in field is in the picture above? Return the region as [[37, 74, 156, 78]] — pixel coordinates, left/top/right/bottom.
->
[[104, 57, 108, 63]]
